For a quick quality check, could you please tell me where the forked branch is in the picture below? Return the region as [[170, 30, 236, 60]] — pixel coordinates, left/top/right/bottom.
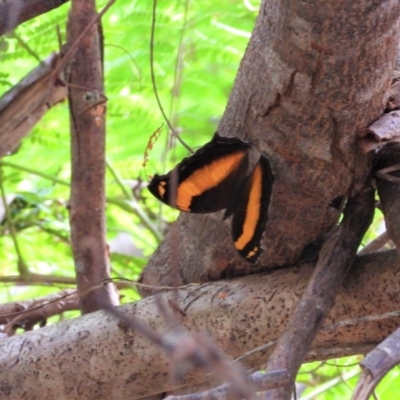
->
[[264, 187, 375, 399]]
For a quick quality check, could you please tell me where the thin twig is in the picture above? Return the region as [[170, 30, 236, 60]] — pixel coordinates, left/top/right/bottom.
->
[[0, 169, 29, 276], [167, 0, 190, 135], [13, 31, 42, 62], [50, 0, 116, 85], [0, 160, 70, 186], [0, 160, 162, 241], [106, 158, 133, 200]]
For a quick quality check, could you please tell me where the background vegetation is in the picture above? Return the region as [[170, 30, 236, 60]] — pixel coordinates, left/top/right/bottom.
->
[[0, 0, 398, 397]]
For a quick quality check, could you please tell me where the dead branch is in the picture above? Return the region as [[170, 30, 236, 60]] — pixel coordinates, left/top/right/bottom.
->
[[0, 0, 69, 37], [264, 187, 375, 400], [0, 278, 139, 333], [359, 76, 400, 153], [67, 0, 117, 313], [360, 111, 400, 152], [1, 250, 399, 399], [0, 289, 78, 334], [352, 329, 400, 400], [0, 53, 67, 157]]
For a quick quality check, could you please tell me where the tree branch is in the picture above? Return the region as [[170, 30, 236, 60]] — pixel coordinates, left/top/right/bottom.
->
[[0, 273, 76, 287], [67, 0, 117, 313], [1, 250, 399, 399], [264, 188, 375, 399], [0, 289, 78, 333], [0, 0, 69, 37], [353, 329, 400, 400], [350, 142, 400, 399], [0, 54, 67, 157]]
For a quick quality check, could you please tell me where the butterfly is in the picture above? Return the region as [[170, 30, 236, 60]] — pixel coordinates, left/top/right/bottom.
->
[[148, 133, 274, 263]]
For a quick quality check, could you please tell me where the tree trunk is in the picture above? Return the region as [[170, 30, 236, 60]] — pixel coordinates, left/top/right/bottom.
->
[[140, 0, 400, 289]]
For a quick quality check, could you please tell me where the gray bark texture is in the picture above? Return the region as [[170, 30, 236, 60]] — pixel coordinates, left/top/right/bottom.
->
[[1, 251, 400, 399]]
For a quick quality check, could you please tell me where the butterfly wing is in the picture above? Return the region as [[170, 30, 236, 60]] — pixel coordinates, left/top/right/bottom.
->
[[230, 156, 274, 263], [148, 134, 250, 213]]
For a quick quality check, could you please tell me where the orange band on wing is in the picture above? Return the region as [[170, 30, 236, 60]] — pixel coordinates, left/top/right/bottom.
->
[[234, 164, 262, 251], [176, 152, 246, 211]]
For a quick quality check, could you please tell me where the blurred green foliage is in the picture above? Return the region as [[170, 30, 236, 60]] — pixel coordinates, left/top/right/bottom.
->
[[0, 0, 258, 293], [0, 0, 397, 397]]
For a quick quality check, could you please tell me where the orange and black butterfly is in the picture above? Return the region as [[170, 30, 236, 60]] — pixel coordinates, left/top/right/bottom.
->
[[148, 133, 274, 263]]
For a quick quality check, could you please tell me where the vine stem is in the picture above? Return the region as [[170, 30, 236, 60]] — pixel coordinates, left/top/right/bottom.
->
[[0, 168, 29, 276], [150, 0, 192, 153]]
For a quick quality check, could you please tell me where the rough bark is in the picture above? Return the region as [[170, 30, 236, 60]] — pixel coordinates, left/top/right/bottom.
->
[[0, 0, 69, 37], [67, 0, 117, 313], [1, 251, 400, 400], [140, 0, 400, 289]]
